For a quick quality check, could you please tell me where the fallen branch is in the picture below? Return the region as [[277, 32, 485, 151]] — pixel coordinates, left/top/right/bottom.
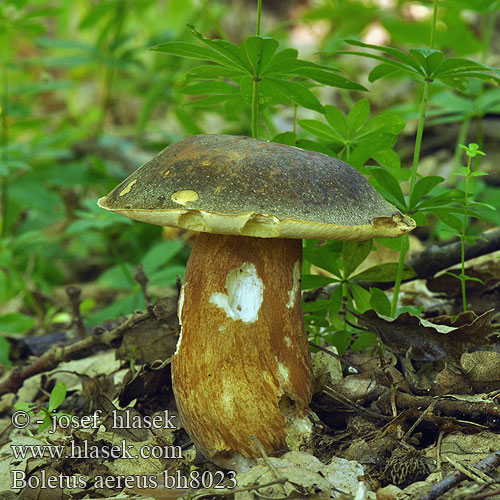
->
[[0, 310, 152, 397], [376, 392, 500, 422], [420, 448, 500, 500], [407, 229, 500, 280]]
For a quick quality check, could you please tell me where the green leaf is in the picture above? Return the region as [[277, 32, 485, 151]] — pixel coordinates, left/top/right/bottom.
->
[[368, 167, 406, 208], [298, 119, 340, 142], [186, 95, 241, 107], [186, 25, 252, 74], [369, 62, 403, 82], [325, 106, 347, 137], [435, 211, 464, 231], [49, 382, 67, 412], [342, 240, 372, 278], [324, 329, 352, 355], [187, 65, 246, 79], [98, 264, 135, 290], [142, 241, 185, 276], [302, 274, 338, 290], [360, 113, 405, 135], [302, 299, 334, 313], [86, 292, 145, 326], [266, 77, 324, 113], [410, 176, 445, 208], [0, 338, 11, 366], [409, 48, 445, 77], [178, 81, 240, 95], [272, 131, 297, 146], [266, 47, 299, 68], [369, 287, 391, 316], [290, 67, 366, 91], [244, 36, 279, 76], [372, 149, 401, 169], [347, 98, 370, 134], [303, 242, 342, 277], [351, 331, 377, 351], [0, 313, 36, 334], [148, 266, 186, 287], [150, 41, 224, 62], [349, 283, 371, 313], [344, 40, 422, 72], [352, 263, 416, 282]]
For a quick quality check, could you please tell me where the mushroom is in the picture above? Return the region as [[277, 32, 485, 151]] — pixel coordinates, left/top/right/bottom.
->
[[98, 134, 415, 469]]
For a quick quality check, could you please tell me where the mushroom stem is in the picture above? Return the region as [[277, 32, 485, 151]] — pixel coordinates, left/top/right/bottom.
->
[[171, 233, 313, 468]]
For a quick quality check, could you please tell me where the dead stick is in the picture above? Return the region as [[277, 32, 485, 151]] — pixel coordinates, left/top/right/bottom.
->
[[407, 228, 500, 280], [420, 448, 500, 500], [0, 310, 151, 396]]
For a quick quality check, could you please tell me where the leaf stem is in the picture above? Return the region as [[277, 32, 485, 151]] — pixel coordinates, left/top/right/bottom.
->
[[251, 0, 263, 138], [256, 0, 262, 36], [392, 0, 439, 316], [251, 78, 259, 138], [390, 234, 409, 317], [429, 0, 439, 49], [460, 155, 472, 312], [409, 80, 431, 195], [0, 52, 9, 238]]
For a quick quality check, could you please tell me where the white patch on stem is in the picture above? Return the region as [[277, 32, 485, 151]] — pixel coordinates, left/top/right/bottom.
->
[[174, 283, 187, 355], [210, 263, 263, 323], [286, 260, 301, 309]]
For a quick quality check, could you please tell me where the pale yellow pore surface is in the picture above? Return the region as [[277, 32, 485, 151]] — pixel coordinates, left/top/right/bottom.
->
[[96, 201, 416, 241]]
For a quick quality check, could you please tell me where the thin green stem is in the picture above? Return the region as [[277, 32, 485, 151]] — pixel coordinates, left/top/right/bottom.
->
[[256, 0, 262, 36], [460, 156, 472, 312], [262, 109, 278, 138], [96, 0, 127, 137], [392, 82, 430, 316], [251, 78, 259, 138], [429, 0, 439, 49], [0, 56, 9, 238], [251, 0, 263, 138], [453, 118, 471, 171], [409, 80, 431, 195], [293, 104, 297, 134], [390, 234, 409, 317], [108, 237, 136, 288], [392, 0, 439, 316]]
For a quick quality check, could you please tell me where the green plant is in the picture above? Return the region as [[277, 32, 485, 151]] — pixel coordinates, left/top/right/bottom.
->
[[446, 143, 492, 312], [151, 24, 365, 139], [302, 240, 415, 353], [14, 381, 67, 433], [332, 0, 500, 316]]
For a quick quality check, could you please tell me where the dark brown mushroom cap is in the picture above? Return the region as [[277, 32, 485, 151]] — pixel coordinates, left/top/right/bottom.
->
[[98, 134, 415, 240]]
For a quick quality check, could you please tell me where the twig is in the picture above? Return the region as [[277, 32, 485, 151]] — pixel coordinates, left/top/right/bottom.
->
[[436, 431, 444, 480], [308, 340, 359, 372], [190, 477, 289, 500], [376, 392, 500, 422], [420, 448, 500, 499], [65, 286, 88, 339], [250, 434, 291, 497], [134, 265, 151, 307], [445, 456, 487, 484], [402, 399, 438, 443], [323, 385, 392, 421], [0, 310, 152, 396], [407, 228, 500, 280]]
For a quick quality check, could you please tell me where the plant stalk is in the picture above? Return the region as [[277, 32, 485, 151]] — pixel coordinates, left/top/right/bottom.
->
[[251, 0, 263, 138], [0, 53, 9, 238], [460, 155, 472, 312], [429, 0, 439, 49], [256, 0, 262, 36], [391, 0, 439, 316]]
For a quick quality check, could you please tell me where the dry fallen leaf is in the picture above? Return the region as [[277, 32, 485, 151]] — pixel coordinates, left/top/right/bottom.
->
[[356, 309, 496, 361]]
